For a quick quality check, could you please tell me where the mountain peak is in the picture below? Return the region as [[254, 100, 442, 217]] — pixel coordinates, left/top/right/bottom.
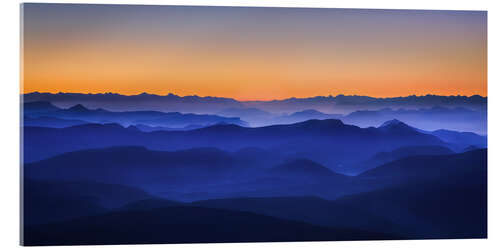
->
[[126, 125, 140, 131], [67, 104, 90, 112], [379, 119, 404, 128], [378, 119, 415, 133]]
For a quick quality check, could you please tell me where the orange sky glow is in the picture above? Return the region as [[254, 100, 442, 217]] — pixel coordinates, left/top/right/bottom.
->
[[22, 5, 487, 100]]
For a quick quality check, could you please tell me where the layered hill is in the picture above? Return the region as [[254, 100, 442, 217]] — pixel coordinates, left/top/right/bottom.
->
[[23, 206, 395, 246], [23, 101, 247, 129], [23, 119, 446, 170]]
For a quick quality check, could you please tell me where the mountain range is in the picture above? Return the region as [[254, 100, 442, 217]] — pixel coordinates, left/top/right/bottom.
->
[[342, 106, 487, 134], [23, 119, 448, 168], [21, 93, 488, 245], [23, 100, 487, 134], [23, 101, 247, 128], [24, 92, 486, 114], [23, 148, 486, 245]]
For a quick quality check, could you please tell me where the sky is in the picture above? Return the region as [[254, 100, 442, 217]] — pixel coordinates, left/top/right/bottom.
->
[[22, 4, 487, 101]]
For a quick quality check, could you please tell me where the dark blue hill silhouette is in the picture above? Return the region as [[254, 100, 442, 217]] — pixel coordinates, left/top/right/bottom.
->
[[22, 206, 396, 246], [24, 146, 246, 188], [193, 119, 443, 165], [25, 146, 364, 201], [23, 101, 60, 115], [426, 129, 487, 149], [67, 104, 91, 112], [262, 119, 444, 170], [359, 149, 487, 183], [22, 148, 486, 242], [191, 196, 399, 235], [375, 120, 487, 151], [23, 119, 446, 170], [378, 119, 416, 132], [23, 179, 151, 225], [125, 125, 140, 131], [463, 145, 481, 152], [372, 145, 454, 161], [118, 198, 182, 211], [232, 147, 286, 169], [23, 116, 89, 128], [116, 196, 399, 235], [252, 159, 360, 198], [23, 102, 248, 129], [343, 145, 454, 175], [337, 153, 486, 238], [336, 179, 486, 239], [271, 109, 343, 125], [375, 119, 486, 152], [140, 112, 247, 127], [269, 159, 346, 180], [333, 149, 487, 238]]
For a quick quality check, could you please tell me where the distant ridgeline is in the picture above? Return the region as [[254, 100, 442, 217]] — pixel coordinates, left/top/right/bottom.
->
[[22, 92, 488, 134], [23, 92, 486, 114]]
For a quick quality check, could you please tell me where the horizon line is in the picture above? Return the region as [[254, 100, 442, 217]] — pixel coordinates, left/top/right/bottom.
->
[[22, 91, 488, 102]]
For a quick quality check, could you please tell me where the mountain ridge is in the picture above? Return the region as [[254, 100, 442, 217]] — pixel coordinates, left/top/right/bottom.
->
[[23, 92, 486, 115], [23, 118, 447, 166]]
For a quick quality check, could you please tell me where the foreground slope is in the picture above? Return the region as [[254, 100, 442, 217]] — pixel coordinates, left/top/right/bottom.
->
[[359, 149, 486, 183], [23, 179, 152, 225], [340, 149, 487, 238], [23, 206, 395, 246], [22, 149, 487, 243]]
